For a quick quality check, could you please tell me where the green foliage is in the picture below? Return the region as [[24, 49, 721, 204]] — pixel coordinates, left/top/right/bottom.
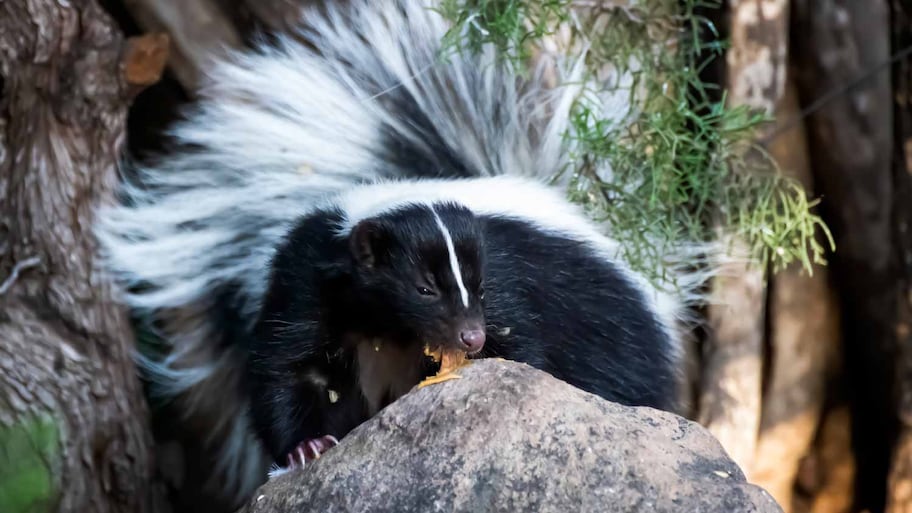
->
[[438, 0, 833, 277], [436, 0, 569, 64], [0, 415, 59, 513]]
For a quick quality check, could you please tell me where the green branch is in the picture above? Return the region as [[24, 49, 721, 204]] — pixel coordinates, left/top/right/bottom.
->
[[439, 0, 834, 280]]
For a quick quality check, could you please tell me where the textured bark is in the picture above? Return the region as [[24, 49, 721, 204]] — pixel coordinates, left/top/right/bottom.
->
[[751, 74, 839, 512], [792, 1, 895, 510], [887, 1, 912, 511], [0, 1, 168, 512], [726, 0, 788, 114], [698, 0, 789, 474], [122, 0, 242, 90]]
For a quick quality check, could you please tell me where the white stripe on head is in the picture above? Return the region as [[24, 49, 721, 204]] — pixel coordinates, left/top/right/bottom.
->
[[431, 207, 470, 308]]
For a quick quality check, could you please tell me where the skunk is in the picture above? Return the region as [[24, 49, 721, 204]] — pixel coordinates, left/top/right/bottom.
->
[[249, 177, 685, 472], [94, 0, 708, 508]]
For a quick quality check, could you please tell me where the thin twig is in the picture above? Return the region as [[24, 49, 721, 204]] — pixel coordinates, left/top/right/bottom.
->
[[0, 256, 41, 295]]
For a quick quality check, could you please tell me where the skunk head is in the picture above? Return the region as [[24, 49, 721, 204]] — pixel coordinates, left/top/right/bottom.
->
[[348, 202, 487, 354]]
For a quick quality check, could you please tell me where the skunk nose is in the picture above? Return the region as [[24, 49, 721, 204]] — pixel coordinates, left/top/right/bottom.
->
[[459, 329, 486, 353]]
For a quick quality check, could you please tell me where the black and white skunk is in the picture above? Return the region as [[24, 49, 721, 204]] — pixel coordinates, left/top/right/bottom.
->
[[94, 0, 709, 508]]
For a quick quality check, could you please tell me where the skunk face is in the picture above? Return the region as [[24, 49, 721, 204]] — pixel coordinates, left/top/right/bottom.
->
[[348, 202, 487, 353]]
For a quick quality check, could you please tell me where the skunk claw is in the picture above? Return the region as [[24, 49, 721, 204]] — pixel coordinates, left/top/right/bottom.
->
[[307, 440, 321, 459], [292, 445, 307, 468], [282, 435, 340, 471]]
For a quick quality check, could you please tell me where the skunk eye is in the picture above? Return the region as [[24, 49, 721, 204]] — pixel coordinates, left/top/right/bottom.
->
[[417, 286, 436, 296], [478, 285, 486, 300]]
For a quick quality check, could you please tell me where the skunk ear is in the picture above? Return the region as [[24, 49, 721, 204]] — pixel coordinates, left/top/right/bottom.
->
[[349, 220, 385, 269]]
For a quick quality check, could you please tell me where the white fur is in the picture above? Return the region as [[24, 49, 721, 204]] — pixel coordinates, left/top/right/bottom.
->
[[431, 207, 470, 308], [327, 176, 700, 362], [93, 0, 711, 506], [267, 464, 291, 480]]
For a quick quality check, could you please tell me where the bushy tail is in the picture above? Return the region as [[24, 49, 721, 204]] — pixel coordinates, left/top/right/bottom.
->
[[94, 0, 583, 505], [95, 0, 714, 505]]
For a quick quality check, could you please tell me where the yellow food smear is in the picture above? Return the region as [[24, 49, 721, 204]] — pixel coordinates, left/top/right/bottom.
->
[[418, 345, 471, 388], [423, 345, 443, 363]]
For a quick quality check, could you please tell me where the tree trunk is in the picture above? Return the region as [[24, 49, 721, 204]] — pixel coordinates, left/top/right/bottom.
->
[[697, 0, 789, 474], [698, 245, 765, 472], [752, 72, 839, 513], [0, 1, 169, 512], [807, 405, 856, 513], [792, 0, 895, 510], [886, 1, 912, 511]]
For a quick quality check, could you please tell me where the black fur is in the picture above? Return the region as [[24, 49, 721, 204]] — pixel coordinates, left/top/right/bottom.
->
[[480, 217, 675, 408], [247, 203, 487, 460], [245, 200, 675, 465]]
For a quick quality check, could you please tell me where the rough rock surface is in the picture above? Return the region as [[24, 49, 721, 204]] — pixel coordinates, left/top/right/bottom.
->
[[241, 359, 782, 513]]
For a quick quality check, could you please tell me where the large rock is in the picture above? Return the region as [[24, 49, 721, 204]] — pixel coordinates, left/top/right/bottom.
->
[[242, 360, 781, 513]]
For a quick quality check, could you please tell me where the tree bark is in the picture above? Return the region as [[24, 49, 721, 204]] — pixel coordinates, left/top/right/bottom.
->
[[698, 244, 766, 472], [698, 0, 789, 474], [792, 1, 895, 510], [751, 72, 839, 513], [886, 1, 912, 511], [0, 1, 169, 512]]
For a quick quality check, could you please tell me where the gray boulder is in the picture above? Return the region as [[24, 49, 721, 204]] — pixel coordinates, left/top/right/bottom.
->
[[241, 359, 781, 513]]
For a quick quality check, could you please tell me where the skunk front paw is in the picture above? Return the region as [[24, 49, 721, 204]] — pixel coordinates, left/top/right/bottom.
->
[[267, 434, 342, 479], [285, 435, 340, 469]]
